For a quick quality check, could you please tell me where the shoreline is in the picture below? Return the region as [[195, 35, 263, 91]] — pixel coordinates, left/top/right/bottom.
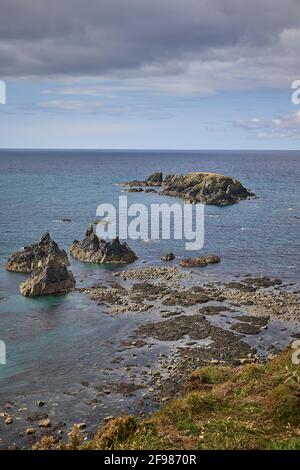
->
[[1, 264, 299, 449]]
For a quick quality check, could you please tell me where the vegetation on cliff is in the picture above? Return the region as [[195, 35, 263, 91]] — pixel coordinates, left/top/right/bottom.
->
[[34, 348, 300, 450]]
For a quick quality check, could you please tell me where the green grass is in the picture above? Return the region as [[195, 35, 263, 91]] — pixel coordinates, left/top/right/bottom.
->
[[34, 348, 300, 450]]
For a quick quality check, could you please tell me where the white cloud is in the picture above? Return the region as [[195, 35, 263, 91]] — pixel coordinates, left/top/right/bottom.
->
[[235, 111, 300, 138]]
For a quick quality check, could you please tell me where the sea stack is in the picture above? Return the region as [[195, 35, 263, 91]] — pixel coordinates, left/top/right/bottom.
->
[[70, 224, 137, 264], [20, 255, 75, 297], [6, 231, 69, 273]]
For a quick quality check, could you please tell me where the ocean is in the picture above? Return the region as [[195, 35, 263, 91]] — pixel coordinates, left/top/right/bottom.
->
[[0, 149, 299, 447]]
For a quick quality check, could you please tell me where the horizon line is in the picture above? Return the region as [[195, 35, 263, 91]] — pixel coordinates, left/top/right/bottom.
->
[[0, 148, 299, 153]]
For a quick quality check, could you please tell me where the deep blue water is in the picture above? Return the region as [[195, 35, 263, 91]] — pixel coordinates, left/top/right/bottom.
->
[[1, 149, 299, 281], [0, 149, 299, 446]]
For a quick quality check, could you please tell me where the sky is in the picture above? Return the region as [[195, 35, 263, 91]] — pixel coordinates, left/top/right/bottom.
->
[[0, 0, 300, 150]]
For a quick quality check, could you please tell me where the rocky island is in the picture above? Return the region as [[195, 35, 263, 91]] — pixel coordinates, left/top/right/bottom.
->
[[70, 224, 137, 264], [122, 171, 254, 206], [6, 231, 69, 273]]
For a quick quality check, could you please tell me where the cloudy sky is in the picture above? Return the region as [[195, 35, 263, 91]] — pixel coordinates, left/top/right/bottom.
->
[[0, 0, 300, 149]]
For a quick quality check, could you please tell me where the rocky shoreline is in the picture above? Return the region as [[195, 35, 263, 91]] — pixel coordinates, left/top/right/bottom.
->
[[2, 171, 298, 449], [80, 265, 300, 321], [75, 265, 300, 409], [1, 263, 299, 449]]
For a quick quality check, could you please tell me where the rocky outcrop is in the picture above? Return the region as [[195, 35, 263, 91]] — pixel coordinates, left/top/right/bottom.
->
[[70, 224, 137, 264], [146, 172, 163, 185], [6, 232, 69, 273], [160, 172, 254, 206], [179, 255, 221, 267], [20, 255, 75, 297], [122, 172, 163, 187], [122, 171, 254, 206]]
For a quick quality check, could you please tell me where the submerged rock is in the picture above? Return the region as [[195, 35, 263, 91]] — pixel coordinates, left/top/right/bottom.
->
[[161, 172, 254, 205], [6, 232, 69, 273], [20, 255, 75, 297], [70, 224, 137, 264], [179, 255, 221, 268]]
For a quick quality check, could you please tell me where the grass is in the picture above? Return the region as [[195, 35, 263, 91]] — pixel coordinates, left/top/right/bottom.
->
[[34, 348, 300, 450]]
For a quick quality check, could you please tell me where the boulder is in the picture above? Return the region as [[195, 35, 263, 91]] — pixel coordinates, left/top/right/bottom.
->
[[20, 255, 75, 297], [70, 224, 137, 265], [179, 255, 221, 267], [6, 232, 69, 273], [179, 257, 208, 267], [160, 172, 254, 206], [205, 255, 221, 264], [160, 252, 175, 261]]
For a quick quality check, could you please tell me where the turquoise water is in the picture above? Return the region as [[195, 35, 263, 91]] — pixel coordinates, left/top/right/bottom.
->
[[0, 149, 299, 447]]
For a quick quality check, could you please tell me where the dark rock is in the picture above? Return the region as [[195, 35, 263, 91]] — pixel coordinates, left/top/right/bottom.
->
[[20, 255, 75, 297], [144, 188, 158, 193], [179, 255, 220, 267], [160, 252, 175, 261], [160, 172, 254, 206], [180, 257, 208, 267], [6, 232, 69, 273], [226, 282, 257, 292], [162, 289, 211, 306], [205, 255, 221, 264], [126, 187, 158, 194], [242, 276, 282, 288], [198, 305, 232, 315], [127, 187, 144, 193], [70, 224, 137, 265], [146, 172, 163, 185]]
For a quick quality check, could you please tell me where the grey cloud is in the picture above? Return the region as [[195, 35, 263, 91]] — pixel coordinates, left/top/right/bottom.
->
[[1, 0, 300, 81]]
